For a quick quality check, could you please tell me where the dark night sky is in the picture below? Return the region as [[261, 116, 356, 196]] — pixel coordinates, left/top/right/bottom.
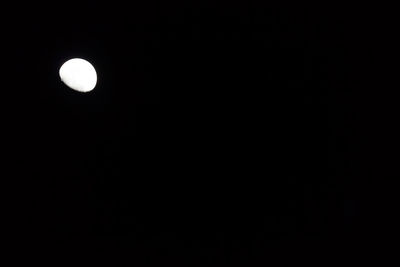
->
[[4, 2, 372, 265]]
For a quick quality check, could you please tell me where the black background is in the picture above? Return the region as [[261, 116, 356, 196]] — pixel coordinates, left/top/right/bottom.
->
[[4, 2, 370, 266]]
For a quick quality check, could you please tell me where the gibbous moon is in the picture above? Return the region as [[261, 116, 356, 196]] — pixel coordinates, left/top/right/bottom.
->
[[59, 58, 97, 93]]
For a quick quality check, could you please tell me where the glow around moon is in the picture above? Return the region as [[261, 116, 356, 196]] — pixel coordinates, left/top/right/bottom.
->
[[59, 58, 97, 93]]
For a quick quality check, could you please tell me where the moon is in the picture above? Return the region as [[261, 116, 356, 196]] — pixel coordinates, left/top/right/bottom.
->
[[59, 58, 97, 93]]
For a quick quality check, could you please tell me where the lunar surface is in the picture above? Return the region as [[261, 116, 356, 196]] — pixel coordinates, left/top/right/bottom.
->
[[59, 58, 97, 92]]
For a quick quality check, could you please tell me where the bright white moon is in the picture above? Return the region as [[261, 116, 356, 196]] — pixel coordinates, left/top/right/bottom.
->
[[59, 58, 97, 93]]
